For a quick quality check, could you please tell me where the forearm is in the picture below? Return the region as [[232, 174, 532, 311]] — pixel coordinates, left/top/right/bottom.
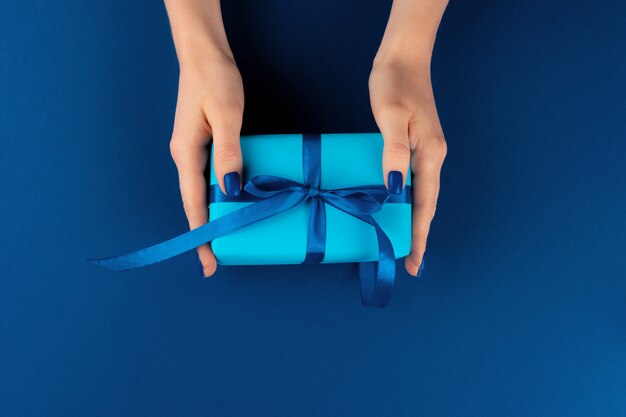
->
[[374, 0, 448, 68], [163, 0, 233, 67]]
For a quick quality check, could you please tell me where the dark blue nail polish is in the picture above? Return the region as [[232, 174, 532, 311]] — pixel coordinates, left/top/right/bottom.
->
[[224, 172, 241, 197], [417, 256, 425, 278], [197, 256, 206, 278], [388, 171, 403, 195]]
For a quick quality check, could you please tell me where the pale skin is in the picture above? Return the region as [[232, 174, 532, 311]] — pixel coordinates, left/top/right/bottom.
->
[[164, 0, 448, 277]]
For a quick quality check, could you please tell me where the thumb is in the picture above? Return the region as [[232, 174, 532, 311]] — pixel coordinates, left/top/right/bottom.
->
[[211, 116, 243, 197], [376, 107, 411, 194]]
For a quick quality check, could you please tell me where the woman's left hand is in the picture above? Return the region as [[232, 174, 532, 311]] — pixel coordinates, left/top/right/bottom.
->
[[369, 55, 447, 277]]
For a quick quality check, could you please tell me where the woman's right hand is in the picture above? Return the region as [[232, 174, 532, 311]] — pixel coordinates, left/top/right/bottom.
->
[[169, 55, 244, 278]]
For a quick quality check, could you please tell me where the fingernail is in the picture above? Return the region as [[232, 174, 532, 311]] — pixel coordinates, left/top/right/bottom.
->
[[388, 171, 403, 195], [224, 172, 241, 197], [197, 256, 207, 278], [417, 256, 425, 278]]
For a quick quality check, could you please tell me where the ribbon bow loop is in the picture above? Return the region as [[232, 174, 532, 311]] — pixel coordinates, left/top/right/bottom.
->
[[322, 187, 389, 217], [244, 175, 306, 198]]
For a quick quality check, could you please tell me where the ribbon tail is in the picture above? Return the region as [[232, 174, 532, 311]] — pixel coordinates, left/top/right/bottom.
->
[[355, 215, 396, 308], [87, 191, 307, 271]]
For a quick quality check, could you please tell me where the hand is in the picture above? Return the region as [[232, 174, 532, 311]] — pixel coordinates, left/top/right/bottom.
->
[[369, 56, 447, 277], [169, 55, 244, 277]]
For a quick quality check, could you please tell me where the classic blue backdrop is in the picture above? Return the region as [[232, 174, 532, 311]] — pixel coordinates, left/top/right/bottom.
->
[[1, 0, 625, 416]]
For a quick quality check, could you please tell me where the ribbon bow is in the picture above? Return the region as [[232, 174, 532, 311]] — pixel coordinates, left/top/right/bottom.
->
[[89, 134, 407, 307]]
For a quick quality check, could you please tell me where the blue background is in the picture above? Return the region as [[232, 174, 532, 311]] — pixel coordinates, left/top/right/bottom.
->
[[1, 0, 625, 416]]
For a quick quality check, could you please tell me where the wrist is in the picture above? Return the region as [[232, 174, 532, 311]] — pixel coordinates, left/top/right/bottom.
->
[[374, 0, 448, 73], [374, 38, 433, 68], [176, 40, 235, 72], [372, 47, 432, 79], [164, 0, 234, 70]]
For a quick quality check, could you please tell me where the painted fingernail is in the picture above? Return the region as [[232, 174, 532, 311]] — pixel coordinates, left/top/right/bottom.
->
[[417, 256, 425, 278], [197, 256, 207, 278], [388, 171, 403, 195], [224, 172, 241, 197]]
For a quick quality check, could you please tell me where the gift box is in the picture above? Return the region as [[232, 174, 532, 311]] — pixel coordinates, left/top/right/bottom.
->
[[89, 133, 412, 307], [209, 133, 412, 265]]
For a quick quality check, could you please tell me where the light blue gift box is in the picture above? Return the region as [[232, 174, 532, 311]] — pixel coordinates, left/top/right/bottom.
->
[[209, 133, 412, 265], [87, 132, 412, 307]]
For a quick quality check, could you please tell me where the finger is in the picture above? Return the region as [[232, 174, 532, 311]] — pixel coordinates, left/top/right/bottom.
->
[[170, 109, 217, 277], [210, 109, 243, 197], [405, 138, 446, 276], [373, 105, 411, 194]]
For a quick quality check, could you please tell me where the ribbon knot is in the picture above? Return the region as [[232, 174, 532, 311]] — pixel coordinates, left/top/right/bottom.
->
[[307, 186, 321, 198]]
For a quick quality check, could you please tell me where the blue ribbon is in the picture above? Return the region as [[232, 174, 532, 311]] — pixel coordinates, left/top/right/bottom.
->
[[89, 133, 411, 307]]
